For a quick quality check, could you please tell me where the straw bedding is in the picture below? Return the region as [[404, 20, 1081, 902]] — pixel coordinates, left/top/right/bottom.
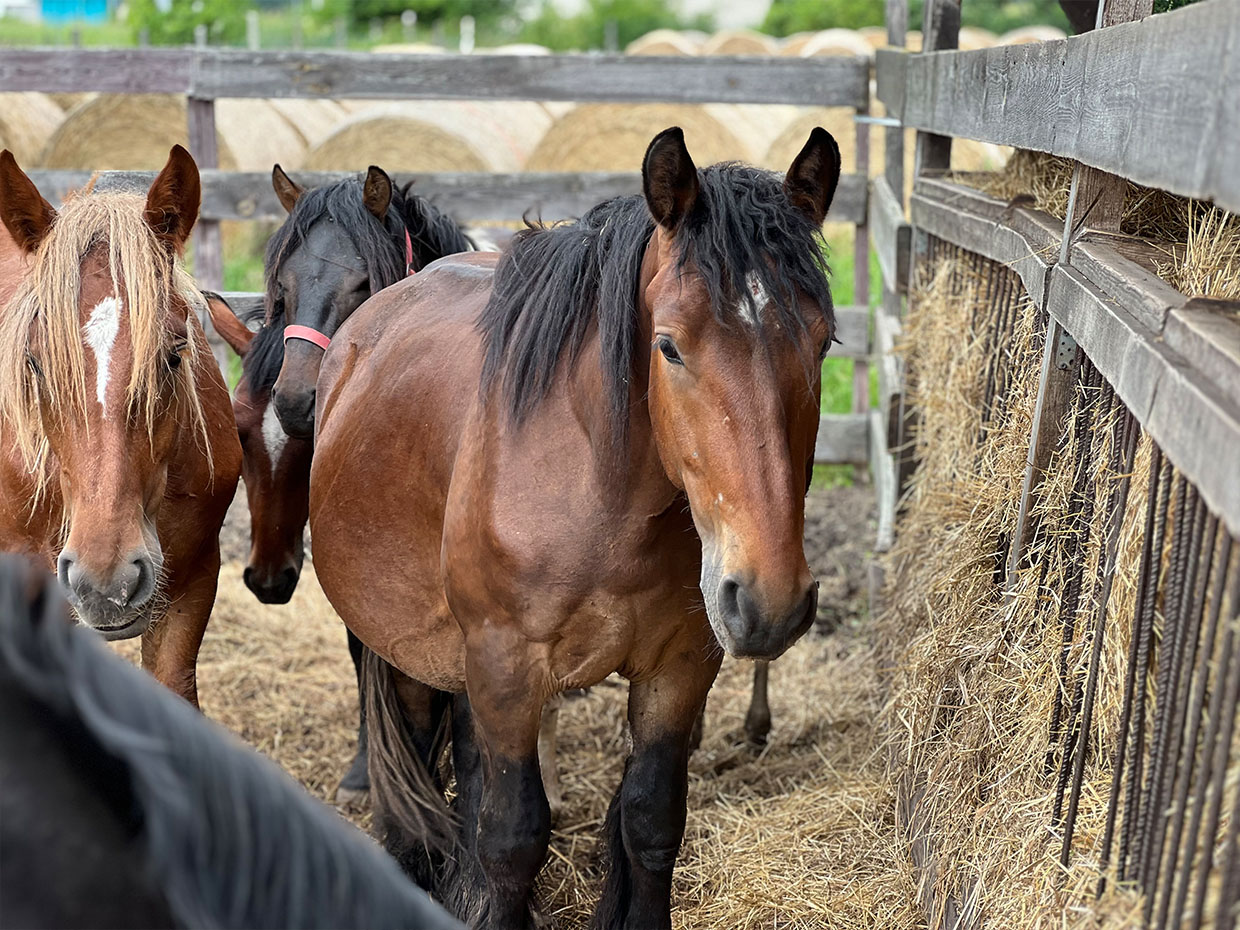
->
[[113, 483, 923, 928]]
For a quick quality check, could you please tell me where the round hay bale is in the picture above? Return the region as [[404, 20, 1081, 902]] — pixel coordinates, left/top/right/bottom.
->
[[626, 28, 701, 56], [525, 104, 747, 172], [41, 94, 233, 170], [957, 26, 998, 50], [706, 104, 802, 165], [798, 29, 873, 58], [778, 32, 817, 56], [40, 95, 306, 173], [907, 30, 923, 52], [47, 92, 95, 113], [485, 43, 551, 55], [858, 26, 888, 50], [998, 25, 1067, 45], [265, 98, 349, 150], [764, 107, 859, 174], [215, 99, 308, 171], [701, 29, 778, 56], [305, 101, 551, 173], [369, 43, 441, 54], [0, 92, 65, 167]]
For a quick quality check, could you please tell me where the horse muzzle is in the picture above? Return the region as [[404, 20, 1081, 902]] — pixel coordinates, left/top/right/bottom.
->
[[57, 549, 159, 641]]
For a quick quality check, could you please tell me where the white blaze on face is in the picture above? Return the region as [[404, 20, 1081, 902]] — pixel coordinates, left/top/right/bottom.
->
[[261, 402, 289, 479], [82, 297, 121, 417], [740, 271, 768, 325]]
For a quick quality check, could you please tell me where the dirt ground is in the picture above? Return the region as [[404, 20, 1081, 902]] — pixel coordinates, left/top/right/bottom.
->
[[143, 481, 920, 929]]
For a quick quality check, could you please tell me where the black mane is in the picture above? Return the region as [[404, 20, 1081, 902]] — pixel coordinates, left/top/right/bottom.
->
[[250, 174, 474, 394], [478, 163, 834, 441], [0, 559, 459, 930]]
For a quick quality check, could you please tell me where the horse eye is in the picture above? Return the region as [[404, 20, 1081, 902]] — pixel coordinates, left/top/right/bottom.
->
[[818, 340, 830, 362], [657, 336, 684, 366], [167, 344, 187, 370]]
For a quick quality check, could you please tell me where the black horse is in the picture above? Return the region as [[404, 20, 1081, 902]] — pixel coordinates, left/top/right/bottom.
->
[[0, 555, 462, 930]]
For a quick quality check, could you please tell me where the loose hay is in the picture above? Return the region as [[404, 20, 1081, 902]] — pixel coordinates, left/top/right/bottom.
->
[[874, 249, 1156, 927], [961, 149, 1240, 302]]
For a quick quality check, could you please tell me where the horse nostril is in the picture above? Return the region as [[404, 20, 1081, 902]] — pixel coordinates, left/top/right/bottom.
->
[[57, 551, 81, 596]]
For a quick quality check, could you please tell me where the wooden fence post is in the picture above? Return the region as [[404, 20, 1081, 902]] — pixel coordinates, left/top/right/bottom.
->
[[186, 87, 228, 373], [1005, 0, 1150, 586], [912, 0, 958, 177], [852, 101, 871, 484]]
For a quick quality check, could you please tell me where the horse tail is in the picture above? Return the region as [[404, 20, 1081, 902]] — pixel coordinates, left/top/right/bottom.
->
[[361, 645, 458, 893]]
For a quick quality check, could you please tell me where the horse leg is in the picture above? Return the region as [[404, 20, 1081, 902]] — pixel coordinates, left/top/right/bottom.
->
[[538, 695, 564, 824], [362, 648, 454, 889], [594, 630, 721, 930], [744, 660, 772, 746], [140, 547, 220, 708], [335, 628, 370, 805], [464, 637, 551, 930]]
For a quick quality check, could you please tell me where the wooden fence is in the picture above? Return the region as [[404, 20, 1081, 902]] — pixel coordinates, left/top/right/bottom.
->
[[872, 0, 1240, 926], [0, 45, 875, 466]]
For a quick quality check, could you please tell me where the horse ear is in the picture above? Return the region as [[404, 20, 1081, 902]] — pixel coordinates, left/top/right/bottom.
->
[[271, 164, 304, 214], [642, 127, 699, 230], [362, 166, 392, 221], [784, 127, 841, 226], [0, 150, 57, 254], [203, 292, 254, 357], [144, 145, 200, 254]]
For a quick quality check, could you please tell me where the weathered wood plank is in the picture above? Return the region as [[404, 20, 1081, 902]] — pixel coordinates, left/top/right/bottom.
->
[[1069, 235, 1184, 333], [190, 49, 870, 106], [874, 48, 907, 115], [912, 0, 959, 177], [871, 175, 910, 294], [28, 169, 870, 226], [891, 0, 1240, 213], [1047, 265, 1240, 537], [869, 408, 897, 552], [0, 47, 190, 93], [1162, 299, 1240, 412], [815, 413, 869, 466], [876, 298, 905, 451], [832, 304, 871, 360]]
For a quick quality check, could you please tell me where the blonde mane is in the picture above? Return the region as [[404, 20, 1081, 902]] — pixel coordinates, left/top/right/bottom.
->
[[0, 191, 212, 494]]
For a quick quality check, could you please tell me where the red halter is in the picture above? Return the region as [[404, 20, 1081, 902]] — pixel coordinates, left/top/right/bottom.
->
[[284, 228, 415, 351]]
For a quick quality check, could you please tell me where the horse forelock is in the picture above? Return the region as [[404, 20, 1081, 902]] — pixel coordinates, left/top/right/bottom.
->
[[0, 193, 212, 493]]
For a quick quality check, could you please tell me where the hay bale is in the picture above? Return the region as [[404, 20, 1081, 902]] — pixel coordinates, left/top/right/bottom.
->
[[369, 43, 441, 54], [778, 32, 817, 56], [47, 92, 94, 113], [215, 99, 308, 171], [626, 28, 702, 56], [998, 25, 1068, 45], [0, 92, 65, 167], [483, 43, 551, 55], [701, 29, 778, 56], [859, 26, 888, 49], [524, 103, 747, 173], [798, 29, 873, 58], [41, 94, 306, 173], [266, 99, 349, 150], [957, 26, 998, 50], [764, 107, 859, 174], [306, 101, 552, 173], [706, 104, 802, 165]]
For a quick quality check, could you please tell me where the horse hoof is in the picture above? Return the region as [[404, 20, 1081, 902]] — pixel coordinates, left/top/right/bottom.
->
[[335, 785, 369, 808]]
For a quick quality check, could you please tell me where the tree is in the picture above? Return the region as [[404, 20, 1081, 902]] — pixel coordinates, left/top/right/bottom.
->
[[128, 0, 248, 44], [762, 0, 1070, 38]]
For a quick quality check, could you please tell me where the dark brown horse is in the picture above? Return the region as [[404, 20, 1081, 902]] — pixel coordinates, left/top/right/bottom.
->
[[0, 147, 241, 706], [309, 126, 840, 928]]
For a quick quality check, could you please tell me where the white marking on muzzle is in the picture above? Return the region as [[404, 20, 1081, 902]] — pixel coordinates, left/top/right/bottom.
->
[[261, 402, 289, 479], [82, 297, 120, 416]]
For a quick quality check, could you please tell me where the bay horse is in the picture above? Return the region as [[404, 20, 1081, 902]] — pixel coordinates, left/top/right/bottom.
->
[[0, 553, 462, 930], [0, 147, 241, 707], [310, 126, 841, 927], [205, 166, 478, 803]]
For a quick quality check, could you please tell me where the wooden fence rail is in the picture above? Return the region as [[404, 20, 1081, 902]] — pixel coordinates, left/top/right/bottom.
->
[[875, 0, 1240, 213], [0, 48, 870, 107]]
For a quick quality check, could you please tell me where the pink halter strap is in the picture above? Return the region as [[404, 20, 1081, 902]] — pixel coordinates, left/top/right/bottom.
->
[[284, 227, 416, 352], [283, 325, 332, 351]]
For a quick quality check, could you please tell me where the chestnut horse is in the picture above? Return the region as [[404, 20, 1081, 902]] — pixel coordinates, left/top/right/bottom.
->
[[310, 126, 840, 927], [0, 147, 241, 706]]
